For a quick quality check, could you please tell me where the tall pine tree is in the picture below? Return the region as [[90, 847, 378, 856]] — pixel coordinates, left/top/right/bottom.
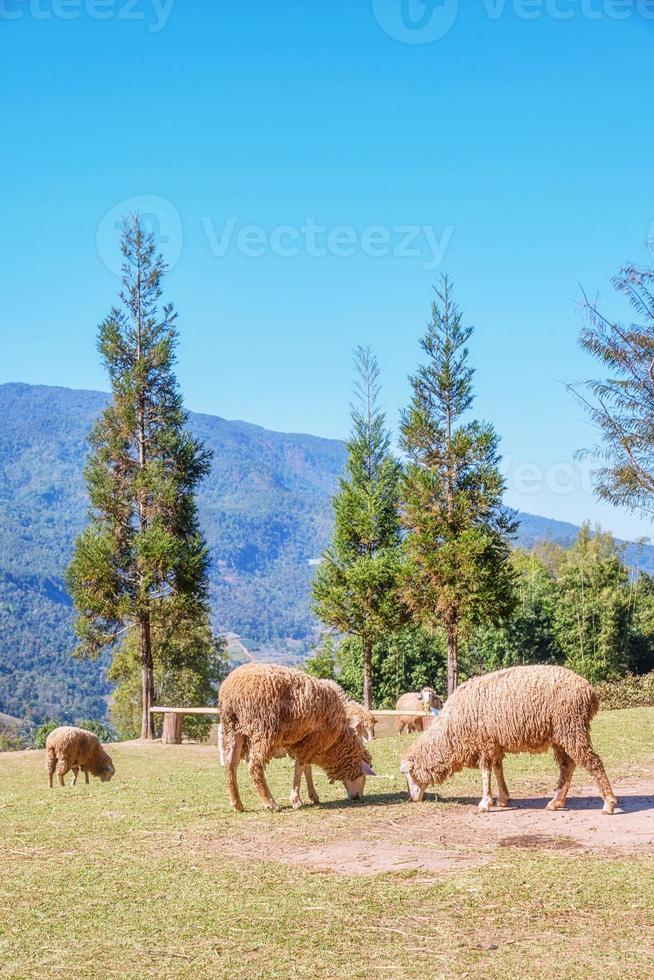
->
[[400, 277, 517, 694], [575, 243, 654, 517], [66, 215, 212, 738], [312, 346, 405, 708]]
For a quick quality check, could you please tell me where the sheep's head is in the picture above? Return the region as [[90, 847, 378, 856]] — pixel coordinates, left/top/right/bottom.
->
[[335, 738, 377, 800], [354, 719, 376, 743], [420, 687, 441, 710], [400, 757, 427, 802], [400, 731, 449, 801], [95, 753, 115, 782], [343, 760, 376, 800], [362, 722, 376, 742]]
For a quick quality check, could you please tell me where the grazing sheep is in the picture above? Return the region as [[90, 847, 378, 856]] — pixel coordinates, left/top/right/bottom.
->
[[395, 687, 441, 734], [252, 697, 375, 804], [218, 664, 376, 812], [400, 665, 618, 815], [344, 699, 377, 742], [45, 726, 115, 788]]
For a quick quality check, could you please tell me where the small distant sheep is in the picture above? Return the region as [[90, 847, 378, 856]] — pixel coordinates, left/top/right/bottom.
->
[[344, 699, 376, 742], [45, 726, 115, 788], [218, 664, 376, 812], [400, 665, 618, 815], [395, 687, 441, 734]]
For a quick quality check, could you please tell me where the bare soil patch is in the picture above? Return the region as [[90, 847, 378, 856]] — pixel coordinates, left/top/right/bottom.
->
[[388, 776, 654, 856], [210, 774, 654, 875], [224, 838, 489, 876]]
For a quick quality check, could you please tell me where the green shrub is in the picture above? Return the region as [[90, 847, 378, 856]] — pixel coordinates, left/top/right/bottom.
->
[[0, 722, 26, 752], [595, 672, 654, 710], [77, 719, 116, 743], [32, 720, 60, 748], [108, 615, 227, 742]]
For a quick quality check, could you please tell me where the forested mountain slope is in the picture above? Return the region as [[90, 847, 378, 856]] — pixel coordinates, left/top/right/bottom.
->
[[1, 382, 652, 722]]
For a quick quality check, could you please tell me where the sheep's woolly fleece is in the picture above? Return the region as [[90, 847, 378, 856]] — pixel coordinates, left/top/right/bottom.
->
[[45, 726, 115, 783], [401, 665, 615, 811], [219, 663, 373, 781]]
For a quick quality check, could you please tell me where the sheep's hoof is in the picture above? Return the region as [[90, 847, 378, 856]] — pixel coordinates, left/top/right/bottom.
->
[[307, 795, 320, 805], [232, 802, 245, 813], [266, 800, 280, 813], [546, 800, 565, 811], [497, 799, 511, 809], [290, 797, 303, 810], [478, 799, 494, 813], [602, 801, 619, 815]]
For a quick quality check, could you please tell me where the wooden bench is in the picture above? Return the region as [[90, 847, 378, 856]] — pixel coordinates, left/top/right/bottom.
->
[[151, 706, 435, 744], [151, 706, 220, 744]]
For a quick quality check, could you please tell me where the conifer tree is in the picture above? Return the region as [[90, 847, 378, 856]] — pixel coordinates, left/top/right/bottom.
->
[[576, 244, 654, 517], [312, 347, 405, 708], [66, 215, 212, 738], [400, 277, 517, 695]]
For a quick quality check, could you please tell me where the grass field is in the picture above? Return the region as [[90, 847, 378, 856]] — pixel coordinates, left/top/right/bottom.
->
[[1, 708, 653, 979]]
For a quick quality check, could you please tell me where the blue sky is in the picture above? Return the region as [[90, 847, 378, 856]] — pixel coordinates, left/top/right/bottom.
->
[[2, 1, 654, 539]]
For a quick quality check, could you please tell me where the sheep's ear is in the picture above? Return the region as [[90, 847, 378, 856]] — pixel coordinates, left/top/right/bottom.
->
[[360, 761, 377, 776], [400, 759, 413, 774]]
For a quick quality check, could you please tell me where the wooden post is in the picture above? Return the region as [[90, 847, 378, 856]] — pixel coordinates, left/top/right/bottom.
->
[[162, 712, 182, 745]]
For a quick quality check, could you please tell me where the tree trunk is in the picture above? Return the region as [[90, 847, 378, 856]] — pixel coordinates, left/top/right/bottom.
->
[[362, 638, 373, 710], [447, 628, 458, 696], [162, 712, 182, 745], [139, 613, 156, 739]]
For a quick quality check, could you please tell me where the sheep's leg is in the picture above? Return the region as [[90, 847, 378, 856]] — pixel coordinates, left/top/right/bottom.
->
[[566, 740, 617, 815], [493, 760, 510, 807], [248, 749, 279, 812], [55, 760, 68, 788], [546, 746, 576, 811], [289, 760, 304, 809], [46, 750, 56, 789], [478, 763, 495, 812], [224, 732, 245, 812], [84, 769, 90, 785], [304, 765, 320, 804], [71, 766, 79, 787]]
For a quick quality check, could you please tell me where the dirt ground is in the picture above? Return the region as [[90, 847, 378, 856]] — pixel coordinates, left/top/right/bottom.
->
[[214, 773, 654, 876]]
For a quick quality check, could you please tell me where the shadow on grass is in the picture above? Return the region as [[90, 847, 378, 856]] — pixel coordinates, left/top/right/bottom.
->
[[312, 791, 409, 811]]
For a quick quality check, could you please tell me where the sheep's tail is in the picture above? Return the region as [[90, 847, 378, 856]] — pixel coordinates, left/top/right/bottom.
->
[[588, 685, 600, 723], [218, 722, 225, 766], [218, 707, 243, 767]]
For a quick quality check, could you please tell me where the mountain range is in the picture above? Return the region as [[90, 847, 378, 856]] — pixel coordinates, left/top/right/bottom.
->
[[1, 381, 653, 724]]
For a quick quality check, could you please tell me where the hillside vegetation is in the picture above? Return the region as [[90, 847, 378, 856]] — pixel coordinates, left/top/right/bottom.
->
[[3, 381, 654, 724]]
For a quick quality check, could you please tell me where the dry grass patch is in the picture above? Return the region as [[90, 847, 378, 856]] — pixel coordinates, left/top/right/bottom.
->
[[0, 707, 653, 978]]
